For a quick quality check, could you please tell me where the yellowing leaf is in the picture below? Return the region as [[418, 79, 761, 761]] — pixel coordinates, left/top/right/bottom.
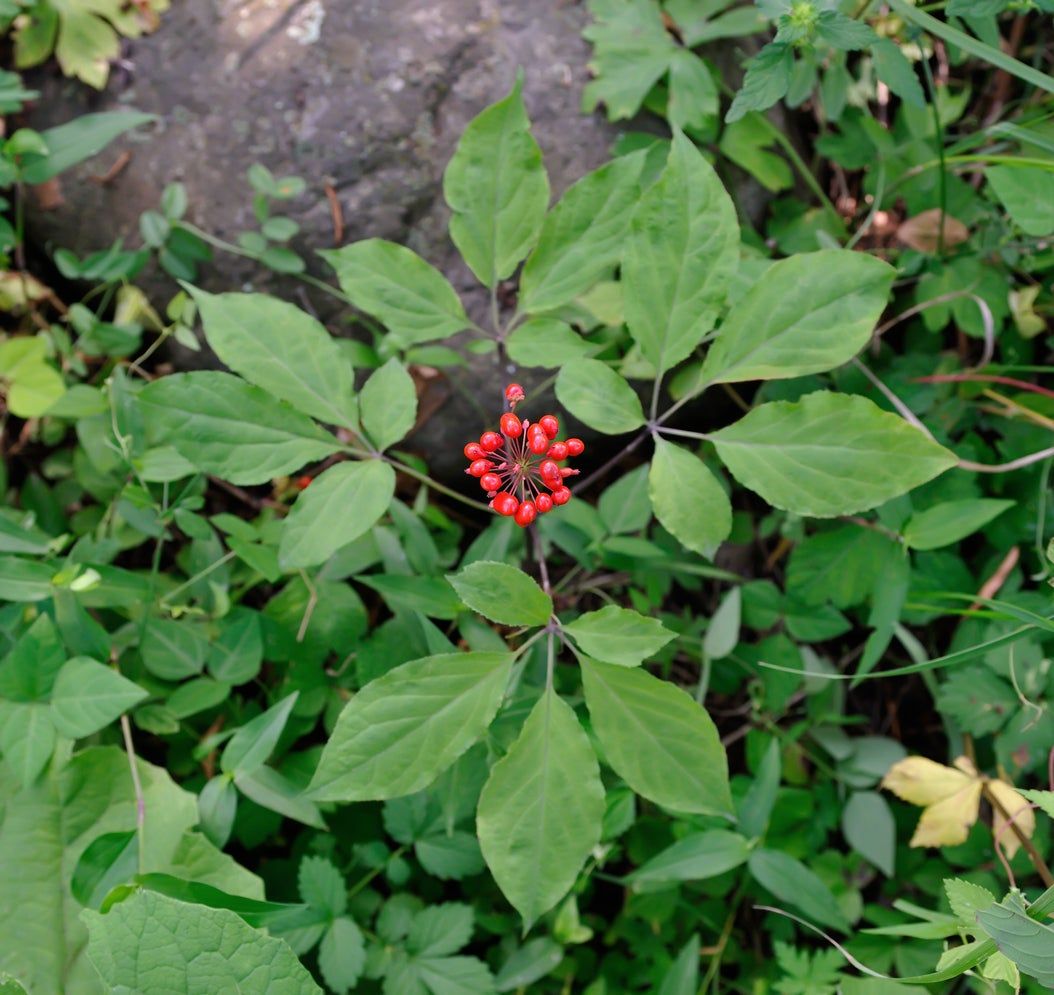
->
[[988, 780, 1036, 859], [881, 755, 976, 807], [909, 779, 982, 848]]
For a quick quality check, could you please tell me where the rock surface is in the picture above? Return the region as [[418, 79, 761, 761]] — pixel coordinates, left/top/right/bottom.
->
[[29, 0, 620, 315]]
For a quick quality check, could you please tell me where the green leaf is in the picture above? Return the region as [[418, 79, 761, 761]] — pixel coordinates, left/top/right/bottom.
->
[[0, 746, 262, 994], [816, 11, 877, 49], [443, 76, 549, 287], [703, 587, 741, 659], [446, 561, 552, 627], [0, 339, 66, 418], [1020, 789, 1054, 819], [649, 438, 732, 557], [83, 889, 322, 993], [21, 111, 154, 184], [141, 618, 208, 680], [945, 879, 997, 923], [319, 917, 366, 994], [871, 38, 925, 108], [976, 898, 1054, 988], [737, 739, 781, 838], [582, 0, 675, 120], [70, 830, 138, 908], [234, 766, 325, 829], [668, 50, 718, 129], [699, 250, 895, 385], [506, 317, 592, 367], [902, 499, 1015, 550], [580, 657, 732, 815], [360, 358, 418, 452], [563, 605, 674, 667], [726, 43, 793, 123], [555, 358, 645, 434], [710, 392, 957, 517], [935, 666, 1017, 736], [477, 687, 604, 925], [748, 849, 849, 931], [0, 615, 66, 701], [299, 855, 346, 917], [598, 463, 652, 535], [187, 288, 355, 427], [841, 791, 895, 876], [629, 830, 750, 890], [309, 652, 512, 801], [220, 692, 298, 775], [786, 525, 898, 608], [0, 975, 27, 995], [658, 934, 701, 995], [0, 703, 55, 787], [139, 372, 341, 485], [519, 151, 647, 313], [49, 658, 147, 739], [623, 132, 739, 375], [320, 239, 469, 347], [987, 165, 1054, 237], [198, 776, 237, 848], [279, 460, 395, 569]]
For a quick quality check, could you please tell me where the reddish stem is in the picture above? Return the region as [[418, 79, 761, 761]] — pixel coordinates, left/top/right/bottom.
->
[[913, 373, 1054, 401]]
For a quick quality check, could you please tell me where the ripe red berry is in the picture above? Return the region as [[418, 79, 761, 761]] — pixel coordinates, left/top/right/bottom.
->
[[539, 459, 560, 482], [479, 431, 503, 452], [539, 414, 559, 439], [559, 467, 580, 479], [527, 427, 549, 454], [493, 492, 519, 516], [536, 493, 553, 513], [296, 475, 313, 490], [546, 441, 568, 461], [552, 486, 571, 505], [514, 500, 537, 527], [566, 438, 585, 456], [505, 383, 526, 406], [500, 412, 522, 438], [464, 442, 484, 460], [480, 472, 502, 491], [467, 459, 492, 477]]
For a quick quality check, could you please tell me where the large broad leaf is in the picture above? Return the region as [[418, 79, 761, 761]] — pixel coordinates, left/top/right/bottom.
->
[[622, 131, 739, 375], [359, 358, 418, 452], [976, 899, 1054, 988], [279, 460, 395, 569], [320, 240, 469, 347], [748, 849, 849, 931], [580, 658, 732, 815], [555, 358, 646, 434], [649, 438, 732, 557], [477, 688, 604, 926], [139, 372, 341, 485], [83, 889, 321, 994], [698, 250, 895, 385], [0, 747, 262, 995], [710, 391, 957, 517], [519, 151, 647, 313], [446, 561, 552, 627], [443, 76, 549, 287], [563, 605, 674, 667], [309, 653, 512, 802], [987, 166, 1054, 237], [188, 288, 355, 428], [49, 657, 147, 739], [21, 111, 155, 184]]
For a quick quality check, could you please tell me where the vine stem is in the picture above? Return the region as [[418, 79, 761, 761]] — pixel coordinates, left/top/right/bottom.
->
[[120, 714, 147, 870], [532, 526, 551, 596]]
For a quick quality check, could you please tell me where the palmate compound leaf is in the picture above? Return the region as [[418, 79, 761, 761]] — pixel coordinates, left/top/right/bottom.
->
[[580, 657, 732, 816], [710, 391, 957, 517], [476, 687, 605, 926], [309, 653, 512, 802], [83, 889, 321, 994]]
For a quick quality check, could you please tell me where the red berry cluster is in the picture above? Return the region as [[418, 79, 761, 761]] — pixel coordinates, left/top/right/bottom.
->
[[464, 383, 585, 527]]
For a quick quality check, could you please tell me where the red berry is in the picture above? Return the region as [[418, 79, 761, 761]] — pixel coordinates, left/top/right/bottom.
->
[[464, 442, 484, 460], [514, 500, 537, 527], [500, 412, 522, 438], [527, 427, 549, 455], [479, 432, 503, 452], [559, 467, 579, 478], [536, 493, 553, 513], [566, 438, 585, 456], [480, 472, 502, 491], [547, 441, 568, 460], [505, 383, 526, 406], [467, 459, 492, 477], [296, 475, 313, 490], [539, 459, 560, 482], [493, 492, 519, 516], [539, 414, 559, 439], [552, 487, 571, 505]]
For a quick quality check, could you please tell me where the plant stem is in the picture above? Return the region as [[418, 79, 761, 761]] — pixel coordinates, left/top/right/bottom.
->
[[384, 455, 491, 512], [120, 714, 147, 871], [982, 781, 1054, 887]]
